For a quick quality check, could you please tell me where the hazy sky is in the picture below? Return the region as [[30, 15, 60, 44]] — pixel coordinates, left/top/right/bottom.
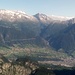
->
[[0, 0, 75, 17]]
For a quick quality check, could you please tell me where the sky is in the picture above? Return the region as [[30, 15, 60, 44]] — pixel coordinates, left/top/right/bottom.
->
[[0, 0, 75, 17]]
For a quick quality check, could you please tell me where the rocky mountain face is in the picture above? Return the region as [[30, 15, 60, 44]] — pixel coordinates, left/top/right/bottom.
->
[[0, 9, 75, 54], [48, 23, 75, 53]]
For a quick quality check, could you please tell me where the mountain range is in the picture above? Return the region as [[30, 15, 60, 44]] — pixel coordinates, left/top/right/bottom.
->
[[0, 9, 75, 54]]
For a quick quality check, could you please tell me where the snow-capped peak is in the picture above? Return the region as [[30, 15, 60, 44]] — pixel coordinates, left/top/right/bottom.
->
[[0, 9, 37, 22], [34, 13, 51, 20], [34, 13, 74, 23], [34, 13, 53, 24]]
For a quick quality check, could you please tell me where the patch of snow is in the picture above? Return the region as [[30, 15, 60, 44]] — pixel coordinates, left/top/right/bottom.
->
[[50, 15, 73, 21]]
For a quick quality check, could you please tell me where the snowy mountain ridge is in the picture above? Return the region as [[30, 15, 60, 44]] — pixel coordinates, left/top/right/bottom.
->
[[50, 15, 73, 21], [0, 9, 37, 22], [0, 9, 74, 22]]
